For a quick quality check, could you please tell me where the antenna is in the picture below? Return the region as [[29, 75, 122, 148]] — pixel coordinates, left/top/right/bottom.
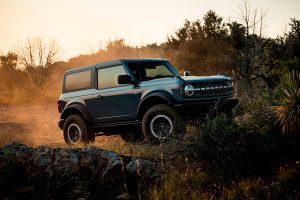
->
[[136, 46, 142, 81], [136, 45, 140, 60]]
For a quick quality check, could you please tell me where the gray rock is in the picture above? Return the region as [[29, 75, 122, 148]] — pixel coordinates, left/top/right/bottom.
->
[[126, 158, 159, 179], [81, 147, 123, 181]]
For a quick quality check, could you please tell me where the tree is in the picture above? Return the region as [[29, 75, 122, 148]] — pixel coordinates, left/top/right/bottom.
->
[[230, 0, 267, 92], [165, 10, 231, 75], [0, 52, 19, 102], [285, 18, 300, 68], [15, 37, 60, 95]]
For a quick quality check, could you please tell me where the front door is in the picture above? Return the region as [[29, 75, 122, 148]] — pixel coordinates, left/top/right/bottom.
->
[[86, 65, 139, 124]]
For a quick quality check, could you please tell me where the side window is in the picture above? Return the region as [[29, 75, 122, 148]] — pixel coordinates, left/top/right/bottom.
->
[[64, 70, 92, 92], [98, 65, 127, 89], [146, 65, 172, 78]]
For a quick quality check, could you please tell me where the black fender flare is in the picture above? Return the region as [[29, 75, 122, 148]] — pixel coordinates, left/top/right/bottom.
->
[[137, 90, 177, 118], [60, 103, 93, 125]]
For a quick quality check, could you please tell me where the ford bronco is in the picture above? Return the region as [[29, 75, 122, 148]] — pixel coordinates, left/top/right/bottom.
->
[[57, 58, 238, 145]]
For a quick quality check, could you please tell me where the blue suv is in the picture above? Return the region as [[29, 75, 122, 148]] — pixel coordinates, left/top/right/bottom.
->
[[57, 58, 238, 145]]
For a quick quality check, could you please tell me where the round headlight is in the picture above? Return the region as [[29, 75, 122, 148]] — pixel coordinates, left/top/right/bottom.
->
[[184, 84, 194, 96]]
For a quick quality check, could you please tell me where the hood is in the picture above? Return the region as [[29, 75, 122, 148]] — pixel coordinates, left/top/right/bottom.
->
[[181, 75, 231, 83]]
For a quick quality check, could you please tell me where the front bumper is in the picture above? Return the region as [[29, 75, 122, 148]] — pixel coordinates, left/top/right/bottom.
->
[[173, 98, 238, 118]]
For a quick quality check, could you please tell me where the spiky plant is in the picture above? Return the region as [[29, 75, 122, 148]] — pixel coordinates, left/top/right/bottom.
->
[[271, 70, 300, 134]]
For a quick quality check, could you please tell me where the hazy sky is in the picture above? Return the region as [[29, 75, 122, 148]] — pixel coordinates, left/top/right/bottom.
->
[[1, 0, 300, 60]]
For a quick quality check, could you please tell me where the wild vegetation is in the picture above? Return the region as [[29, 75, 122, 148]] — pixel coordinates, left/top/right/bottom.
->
[[0, 1, 299, 199]]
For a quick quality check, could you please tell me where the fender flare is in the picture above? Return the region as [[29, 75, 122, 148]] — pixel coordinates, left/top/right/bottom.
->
[[137, 90, 177, 118], [60, 103, 93, 124]]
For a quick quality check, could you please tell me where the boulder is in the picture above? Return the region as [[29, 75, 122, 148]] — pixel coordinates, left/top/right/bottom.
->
[[0, 143, 159, 199]]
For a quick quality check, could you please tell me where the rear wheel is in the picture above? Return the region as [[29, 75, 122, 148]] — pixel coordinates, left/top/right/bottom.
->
[[142, 104, 186, 143], [63, 114, 95, 145]]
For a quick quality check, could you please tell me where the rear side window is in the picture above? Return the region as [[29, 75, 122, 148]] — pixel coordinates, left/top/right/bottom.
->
[[64, 70, 92, 92], [98, 65, 127, 89]]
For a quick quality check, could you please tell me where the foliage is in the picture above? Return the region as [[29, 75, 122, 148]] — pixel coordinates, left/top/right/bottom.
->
[[225, 162, 300, 200], [191, 115, 272, 181], [285, 18, 300, 59], [16, 37, 60, 95], [243, 87, 275, 133], [0, 38, 60, 103], [0, 52, 19, 103], [68, 39, 165, 68], [146, 114, 300, 200], [165, 10, 231, 75], [271, 70, 300, 134]]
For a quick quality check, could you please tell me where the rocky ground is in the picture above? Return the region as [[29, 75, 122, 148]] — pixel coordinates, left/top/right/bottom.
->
[[0, 143, 159, 199], [0, 104, 161, 199]]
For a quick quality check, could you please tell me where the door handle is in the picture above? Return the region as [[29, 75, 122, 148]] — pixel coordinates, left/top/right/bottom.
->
[[96, 95, 103, 100]]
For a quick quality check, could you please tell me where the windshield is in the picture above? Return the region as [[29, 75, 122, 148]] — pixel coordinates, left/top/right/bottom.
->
[[126, 61, 179, 81]]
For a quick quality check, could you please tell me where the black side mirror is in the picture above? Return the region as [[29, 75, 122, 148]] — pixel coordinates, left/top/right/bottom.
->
[[218, 72, 228, 77], [183, 71, 191, 76], [118, 75, 133, 84]]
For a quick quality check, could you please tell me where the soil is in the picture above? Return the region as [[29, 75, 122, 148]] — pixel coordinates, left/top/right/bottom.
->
[[0, 104, 123, 147]]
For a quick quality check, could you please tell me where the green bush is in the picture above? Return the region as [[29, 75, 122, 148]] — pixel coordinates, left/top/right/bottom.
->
[[224, 162, 300, 200], [191, 115, 271, 180], [271, 70, 300, 134]]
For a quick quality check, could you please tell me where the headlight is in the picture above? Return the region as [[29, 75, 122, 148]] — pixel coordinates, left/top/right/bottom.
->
[[184, 84, 194, 96], [228, 81, 235, 92]]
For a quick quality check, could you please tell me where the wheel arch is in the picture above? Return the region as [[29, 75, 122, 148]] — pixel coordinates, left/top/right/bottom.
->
[[137, 91, 177, 120], [60, 103, 93, 127]]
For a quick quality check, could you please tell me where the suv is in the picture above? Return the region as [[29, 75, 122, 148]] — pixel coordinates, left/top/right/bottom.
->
[[57, 58, 238, 145]]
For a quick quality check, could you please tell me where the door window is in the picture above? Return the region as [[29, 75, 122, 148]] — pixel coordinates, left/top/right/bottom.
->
[[98, 65, 127, 89], [64, 70, 92, 92]]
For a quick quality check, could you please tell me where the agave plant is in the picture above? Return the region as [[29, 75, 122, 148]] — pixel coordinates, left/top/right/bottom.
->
[[271, 70, 300, 134]]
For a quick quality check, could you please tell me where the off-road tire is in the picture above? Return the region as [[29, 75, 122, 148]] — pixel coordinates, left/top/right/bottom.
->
[[63, 114, 95, 145], [142, 104, 186, 143]]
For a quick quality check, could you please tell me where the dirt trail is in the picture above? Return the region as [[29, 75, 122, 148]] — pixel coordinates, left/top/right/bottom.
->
[[0, 104, 124, 147], [0, 104, 61, 146]]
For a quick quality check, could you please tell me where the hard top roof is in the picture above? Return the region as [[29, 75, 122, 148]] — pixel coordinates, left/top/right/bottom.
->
[[64, 58, 168, 74]]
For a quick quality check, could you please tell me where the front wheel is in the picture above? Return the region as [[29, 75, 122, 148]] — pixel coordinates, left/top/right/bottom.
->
[[63, 114, 95, 145], [142, 104, 186, 143]]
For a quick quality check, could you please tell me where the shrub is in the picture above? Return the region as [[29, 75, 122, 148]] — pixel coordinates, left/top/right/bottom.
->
[[224, 162, 300, 200], [271, 70, 300, 134], [191, 115, 271, 181]]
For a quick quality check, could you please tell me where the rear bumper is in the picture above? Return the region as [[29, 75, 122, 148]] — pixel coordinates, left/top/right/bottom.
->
[[58, 119, 64, 130]]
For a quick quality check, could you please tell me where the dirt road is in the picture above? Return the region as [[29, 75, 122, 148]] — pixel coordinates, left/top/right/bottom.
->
[[0, 104, 63, 146], [0, 104, 126, 147]]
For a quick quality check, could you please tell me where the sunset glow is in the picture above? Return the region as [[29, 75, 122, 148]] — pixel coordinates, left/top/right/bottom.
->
[[1, 0, 300, 60]]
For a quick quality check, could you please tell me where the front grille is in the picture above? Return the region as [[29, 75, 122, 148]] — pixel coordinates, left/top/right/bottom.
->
[[192, 81, 233, 97]]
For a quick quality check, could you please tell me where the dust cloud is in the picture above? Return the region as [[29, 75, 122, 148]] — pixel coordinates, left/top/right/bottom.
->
[[0, 103, 125, 147], [0, 39, 164, 147], [0, 104, 63, 146]]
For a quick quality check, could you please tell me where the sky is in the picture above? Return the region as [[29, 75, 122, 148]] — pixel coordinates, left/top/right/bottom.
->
[[0, 0, 300, 60]]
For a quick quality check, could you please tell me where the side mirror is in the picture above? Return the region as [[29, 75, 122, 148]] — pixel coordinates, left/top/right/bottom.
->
[[118, 75, 133, 84], [183, 71, 191, 76], [218, 72, 228, 77]]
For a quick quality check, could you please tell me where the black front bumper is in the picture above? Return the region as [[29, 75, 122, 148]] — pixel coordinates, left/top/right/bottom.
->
[[173, 98, 238, 118]]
